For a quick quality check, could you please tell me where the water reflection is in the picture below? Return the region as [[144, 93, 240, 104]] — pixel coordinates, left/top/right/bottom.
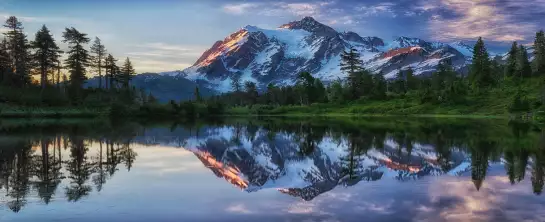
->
[[0, 117, 544, 220], [0, 132, 137, 212]]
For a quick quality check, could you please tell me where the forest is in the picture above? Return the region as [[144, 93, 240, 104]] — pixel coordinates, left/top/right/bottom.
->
[[220, 32, 545, 118], [1, 15, 545, 119]]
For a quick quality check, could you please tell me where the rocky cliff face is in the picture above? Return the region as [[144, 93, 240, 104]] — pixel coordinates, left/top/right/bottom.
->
[[172, 17, 472, 92]]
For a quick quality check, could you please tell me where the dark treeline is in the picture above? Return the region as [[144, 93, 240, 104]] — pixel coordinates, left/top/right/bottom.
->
[[0, 16, 141, 107], [214, 32, 545, 116]]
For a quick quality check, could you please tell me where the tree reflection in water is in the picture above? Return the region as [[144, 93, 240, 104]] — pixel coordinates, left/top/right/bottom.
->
[[1, 118, 545, 213], [0, 123, 138, 212]]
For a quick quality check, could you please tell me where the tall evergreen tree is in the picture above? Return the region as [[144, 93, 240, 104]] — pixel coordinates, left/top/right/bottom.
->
[[313, 78, 327, 103], [469, 37, 492, 89], [406, 67, 417, 91], [104, 54, 118, 89], [231, 73, 242, 92], [372, 72, 387, 99], [118, 57, 135, 89], [340, 47, 364, 100], [244, 81, 258, 105], [533, 30, 545, 75], [534, 30, 545, 75], [62, 27, 90, 102], [394, 69, 406, 93], [505, 41, 518, 78], [90, 37, 107, 89], [0, 39, 10, 84], [516, 45, 532, 79], [3, 16, 31, 87], [194, 86, 202, 102], [296, 71, 315, 104], [31, 25, 62, 89]]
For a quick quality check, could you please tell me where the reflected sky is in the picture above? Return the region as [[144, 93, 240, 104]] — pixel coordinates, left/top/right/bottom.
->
[[0, 118, 544, 222]]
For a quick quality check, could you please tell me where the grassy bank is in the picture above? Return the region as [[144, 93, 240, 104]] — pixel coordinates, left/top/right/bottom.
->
[[0, 105, 108, 118]]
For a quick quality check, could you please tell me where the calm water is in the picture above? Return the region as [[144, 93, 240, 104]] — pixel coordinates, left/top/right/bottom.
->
[[1, 118, 544, 222]]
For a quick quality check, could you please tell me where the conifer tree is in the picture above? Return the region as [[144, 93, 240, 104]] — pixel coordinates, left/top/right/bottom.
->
[[31, 25, 62, 89], [3, 16, 31, 87], [406, 67, 417, 91], [62, 27, 90, 102], [313, 78, 327, 103], [534, 30, 545, 75], [194, 86, 202, 102], [340, 47, 364, 100], [328, 79, 345, 103], [505, 42, 518, 78], [119, 57, 135, 89], [90, 37, 107, 89], [372, 72, 387, 99], [516, 45, 532, 79], [296, 71, 315, 104], [469, 37, 492, 89], [104, 54, 118, 89], [394, 69, 406, 93], [231, 72, 242, 92], [244, 81, 258, 105], [0, 39, 10, 84]]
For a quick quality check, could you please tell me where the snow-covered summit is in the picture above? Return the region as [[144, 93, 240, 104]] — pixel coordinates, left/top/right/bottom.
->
[[168, 17, 472, 92]]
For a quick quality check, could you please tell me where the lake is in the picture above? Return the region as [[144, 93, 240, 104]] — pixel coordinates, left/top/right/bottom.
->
[[0, 117, 544, 222]]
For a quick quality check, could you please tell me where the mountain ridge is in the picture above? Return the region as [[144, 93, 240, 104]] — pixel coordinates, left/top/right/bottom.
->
[[165, 16, 473, 92]]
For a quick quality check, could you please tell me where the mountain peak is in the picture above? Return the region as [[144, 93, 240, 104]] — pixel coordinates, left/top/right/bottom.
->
[[280, 17, 337, 37]]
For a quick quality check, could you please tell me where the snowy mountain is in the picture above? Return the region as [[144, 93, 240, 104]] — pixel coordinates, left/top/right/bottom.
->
[[135, 125, 470, 200], [168, 17, 472, 92]]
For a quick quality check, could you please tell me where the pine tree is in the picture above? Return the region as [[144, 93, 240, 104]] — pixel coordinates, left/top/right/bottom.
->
[[31, 25, 62, 89], [394, 69, 406, 93], [505, 42, 518, 78], [372, 72, 387, 99], [469, 37, 492, 89], [313, 78, 327, 103], [118, 57, 135, 89], [104, 54, 118, 89], [3, 16, 31, 87], [244, 81, 258, 105], [296, 71, 315, 104], [328, 79, 345, 103], [406, 67, 417, 91], [0, 39, 10, 84], [340, 47, 364, 100], [194, 86, 202, 102], [360, 70, 373, 96], [62, 27, 90, 102], [231, 73, 241, 92], [90, 37, 107, 89], [516, 45, 532, 79], [534, 30, 545, 76]]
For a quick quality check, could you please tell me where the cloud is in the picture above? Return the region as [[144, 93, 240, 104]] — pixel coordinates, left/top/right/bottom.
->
[[222, 3, 258, 15], [126, 42, 207, 72], [426, 0, 542, 42], [226, 203, 253, 214], [0, 27, 9, 33], [0, 12, 85, 25], [356, 2, 397, 17]]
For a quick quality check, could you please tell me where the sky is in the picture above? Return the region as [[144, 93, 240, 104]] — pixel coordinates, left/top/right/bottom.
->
[[0, 0, 544, 73]]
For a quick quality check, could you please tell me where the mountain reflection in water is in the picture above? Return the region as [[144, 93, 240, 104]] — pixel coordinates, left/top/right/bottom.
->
[[0, 118, 544, 221]]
